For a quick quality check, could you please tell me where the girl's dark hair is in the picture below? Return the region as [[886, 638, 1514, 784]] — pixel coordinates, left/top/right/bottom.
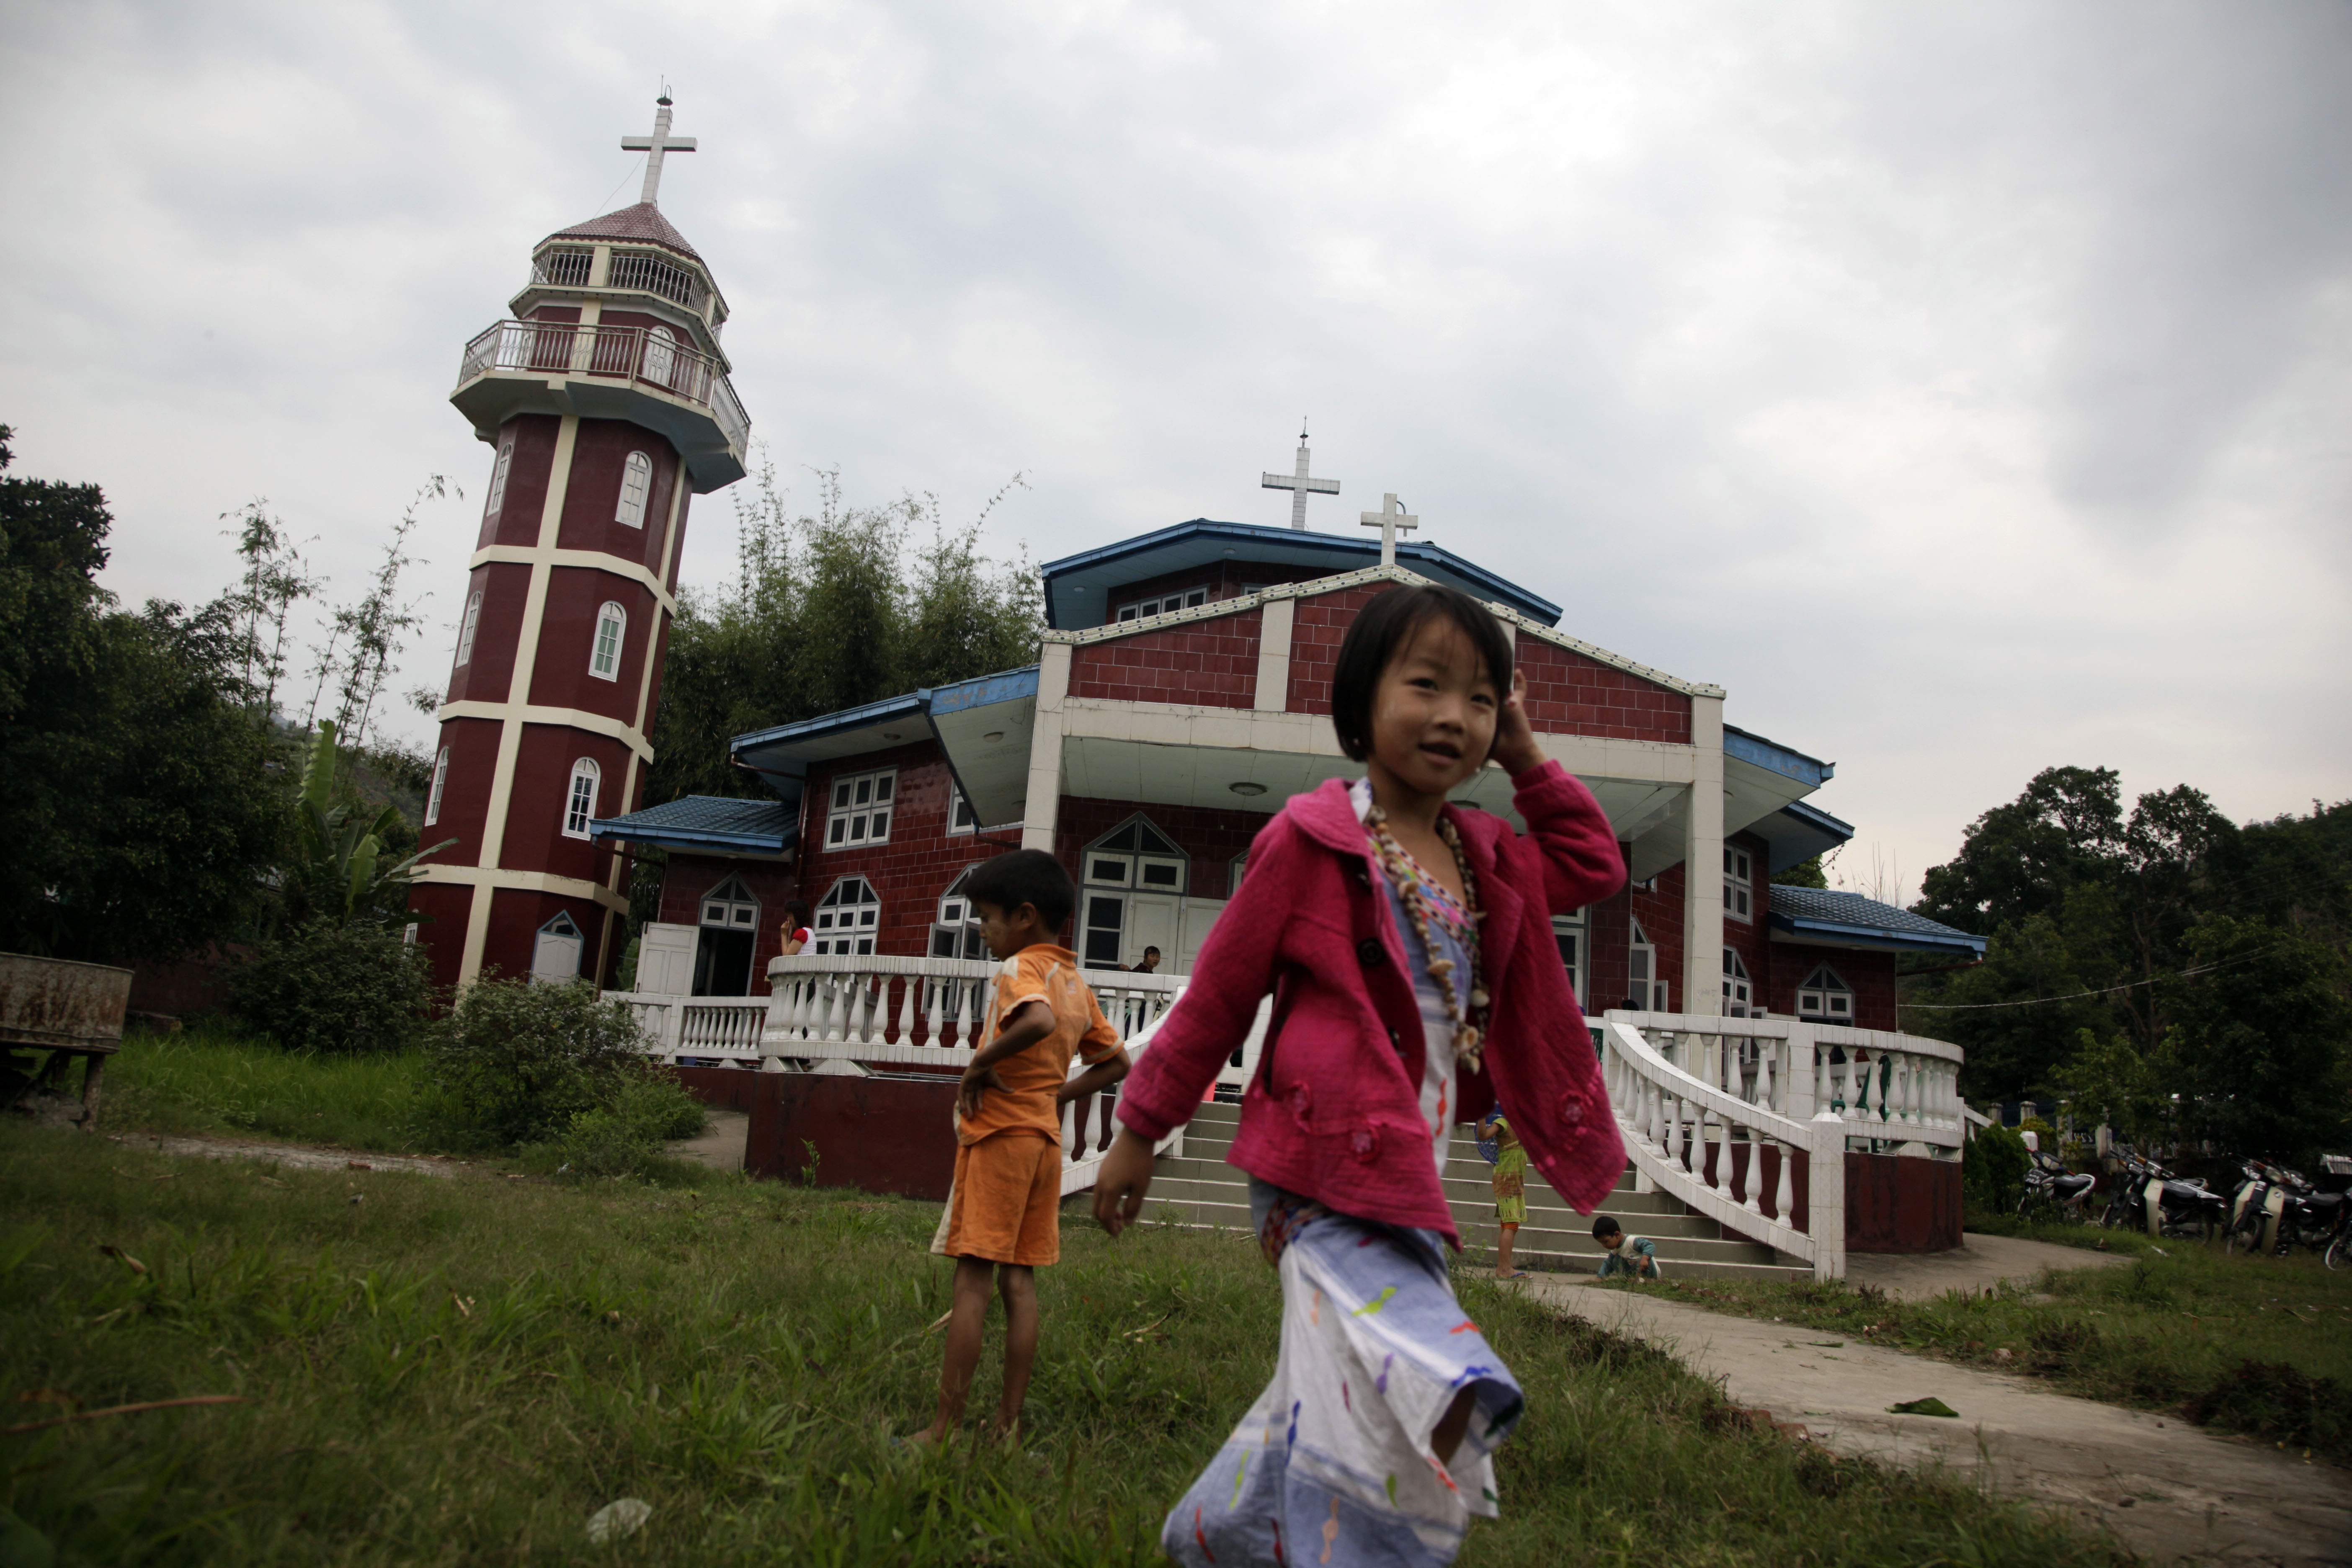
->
[[1330, 583, 1515, 763], [784, 898, 811, 924], [1591, 1215, 1622, 1240]]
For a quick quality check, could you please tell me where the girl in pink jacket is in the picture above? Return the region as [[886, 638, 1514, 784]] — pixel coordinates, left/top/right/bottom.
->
[[1091, 582, 1626, 1566]]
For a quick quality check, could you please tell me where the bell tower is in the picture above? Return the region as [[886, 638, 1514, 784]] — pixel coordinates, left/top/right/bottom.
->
[[410, 94, 751, 988]]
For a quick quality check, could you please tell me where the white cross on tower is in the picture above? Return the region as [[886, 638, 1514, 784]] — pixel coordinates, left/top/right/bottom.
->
[[1261, 422, 1341, 531], [622, 92, 697, 208], [1359, 493, 1419, 566]]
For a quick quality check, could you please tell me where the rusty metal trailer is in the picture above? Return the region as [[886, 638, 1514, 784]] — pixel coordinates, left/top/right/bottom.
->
[[0, 953, 132, 1131]]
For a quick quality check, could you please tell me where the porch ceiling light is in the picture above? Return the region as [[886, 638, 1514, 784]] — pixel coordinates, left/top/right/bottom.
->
[[983, 731, 1005, 743], [1229, 781, 1268, 797]]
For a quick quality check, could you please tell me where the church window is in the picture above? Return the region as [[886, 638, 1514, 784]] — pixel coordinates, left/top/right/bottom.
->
[[616, 452, 652, 528], [930, 867, 988, 959], [1552, 909, 1588, 1006], [590, 601, 626, 680], [530, 910, 584, 983], [426, 747, 449, 826], [1114, 585, 1210, 623], [454, 586, 484, 668], [485, 435, 514, 520], [812, 876, 882, 955], [700, 875, 759, 931], [1724, 846, 1754, 923], [1080, 816, 1186, 967], [1627, 921, 1667, 1012], [563, 757, 601, 839], [1723, 947, 1754, 1017], [945, 783, 978, 836], [1797, 964, 1854, 1023], [825, 768, 895, 847]]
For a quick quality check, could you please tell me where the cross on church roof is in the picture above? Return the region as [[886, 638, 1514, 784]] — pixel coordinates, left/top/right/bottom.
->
[[1359, 493, 1419, 566], [622, 91, 697, 209], [1261, 421, 1341, 531]]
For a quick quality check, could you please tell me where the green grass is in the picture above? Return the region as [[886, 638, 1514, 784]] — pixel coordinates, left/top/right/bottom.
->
[[105, 1026, 442, 1154], [1628, 1220, 2352, 1460], [0, 1121, 2130, 1566]]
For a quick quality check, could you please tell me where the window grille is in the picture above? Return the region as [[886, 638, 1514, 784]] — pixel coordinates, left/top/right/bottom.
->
[[812, 876, 881, 955], [616, 451, 652, 527], [591, 602, 625, 680], [1724, 845, 1754, 922], [563, 758, 601, 839], [534, 249, 593, 286], [1797, 964, 1854, 1022], [824, 769, 896, 847], [1114, 585, 1210, 622]]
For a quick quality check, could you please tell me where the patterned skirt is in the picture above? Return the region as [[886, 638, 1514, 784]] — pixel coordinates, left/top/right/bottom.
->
[[1161, 1181, 1524, 1566], [1491, 1148, 1529, 1227]]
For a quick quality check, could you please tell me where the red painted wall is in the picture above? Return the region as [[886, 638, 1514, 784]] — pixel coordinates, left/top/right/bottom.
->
[[418, 716, 504, 870], [408, 882, 475, 990], [1723, 829, 1773, 1011], [1284, 584, 1389, 714], [744, 1072, 962, 1198], [554, 419, 682, 574], [658, 853, 804, 988], [1095, 562, 1332, 625], [1765, 941, 1901, 1032], [480, 415, 561, 549], [443, 562, 533, 705], [525, 567, 660, 722], [498, 725, 631, 887], [1846, 1152, 1963, 1252], [476, 885, 615, 988], [1068, 608, 1262, 708], [1052, 795, 1268, 903], [1514, 637, 1692, 745]]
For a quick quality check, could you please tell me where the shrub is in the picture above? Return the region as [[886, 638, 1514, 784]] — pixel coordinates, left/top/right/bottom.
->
[[525, 1073, 707, 1180], [224, 919, 436, 1053], [1963, 1122, 2032, 1215], [430, 978, 669, 1145]]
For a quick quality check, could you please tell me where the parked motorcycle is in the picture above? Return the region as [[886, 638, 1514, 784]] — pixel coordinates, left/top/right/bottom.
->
[[2101, 1148, 2228, 1239], [2018, 1148, 2097, 1223], [2227, 1159, 2349, 1264]]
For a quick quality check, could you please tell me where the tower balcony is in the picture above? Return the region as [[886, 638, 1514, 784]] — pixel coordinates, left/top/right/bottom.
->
[[452, 319, 750, 493]]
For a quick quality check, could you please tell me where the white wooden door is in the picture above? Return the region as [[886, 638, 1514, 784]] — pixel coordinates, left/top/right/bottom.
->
[[1175, 898, 1226, 975], [530, 916, 584, 983], [1124, 894, 1180, 971], [637, 922, 697, 995]]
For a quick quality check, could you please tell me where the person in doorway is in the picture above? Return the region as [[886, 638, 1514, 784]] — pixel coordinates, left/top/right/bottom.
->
[[1129, 946, 1162, 974], [912, 850, 1130, 1447], [1591, 1216, 1661, 1280], [1088, 582, 1626, 1565], [779, 899, 812, 957], [1477, 1109, 1530, 1279]]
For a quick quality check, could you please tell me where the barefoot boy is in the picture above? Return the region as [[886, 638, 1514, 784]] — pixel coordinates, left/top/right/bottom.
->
[[915, 850, 1130, 1445]]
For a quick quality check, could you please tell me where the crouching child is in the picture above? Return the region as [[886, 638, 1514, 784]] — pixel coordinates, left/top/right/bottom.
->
[[913, 849, 1130, 1446], [1591, 1216, 1661, 1280]]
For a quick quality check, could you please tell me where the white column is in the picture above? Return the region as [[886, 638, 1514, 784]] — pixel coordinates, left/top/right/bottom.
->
[[1252, 597, 1295, 713], [1681, 694, 1725, 1016], [1020, 640, 1071, 853]]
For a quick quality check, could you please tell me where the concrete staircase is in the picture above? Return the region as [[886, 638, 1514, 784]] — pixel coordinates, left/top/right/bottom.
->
[[1140, 1101, 1812, 1283]]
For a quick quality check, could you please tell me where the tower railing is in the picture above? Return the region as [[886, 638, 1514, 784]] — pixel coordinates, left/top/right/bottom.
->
[[457, 319, 745, 443]]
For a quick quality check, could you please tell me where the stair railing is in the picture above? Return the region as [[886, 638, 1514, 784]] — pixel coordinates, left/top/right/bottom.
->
[[1600, 1015, 1844, 1280]]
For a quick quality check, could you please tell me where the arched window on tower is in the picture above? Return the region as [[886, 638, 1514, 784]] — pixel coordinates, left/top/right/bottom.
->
[[590, 602, 626, 681], [426, 747, 449, 826], [616, 452, 652, 528], [1797, 964, 1854, 1023], [811, 876, 881, 955], [644, 326, 677, 389], [563, 758, 601, 840], [454, 586, 484, 668], [485, 434, 515, 520]]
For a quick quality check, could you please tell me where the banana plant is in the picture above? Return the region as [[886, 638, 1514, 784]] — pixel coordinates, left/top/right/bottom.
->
[[294, 721, 457, 923]]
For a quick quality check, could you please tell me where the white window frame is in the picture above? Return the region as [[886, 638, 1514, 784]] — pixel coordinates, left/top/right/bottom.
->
[[454, 586, 484, 668], [1114, 585, 1210, 622], [616, 451, 652, 528], [699, 875, 759, 931], [590, 601, 626, 681], [930, 867, 988, 960], [1723, 946, 1754, 1018], [563, 757, 601, 840], [1229, 851, 1249, 897], [824, 768, 896, 848], [644, 325, 677, 388], [425, 746, 449, 826], [485, 434, 514, 520], [1725, 845, 1754, 923], [1797, 963, 1855, 1024], [945, 782, 978, 837], [1627, 920, 1668, 1013], [1552, 910, 1588, 1007], [812, 875, 882, 955]]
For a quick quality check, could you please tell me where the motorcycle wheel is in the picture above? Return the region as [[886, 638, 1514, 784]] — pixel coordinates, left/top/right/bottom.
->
[[2327, 1233, 2347, 1273], [2226, 1215, 2261, 1256]]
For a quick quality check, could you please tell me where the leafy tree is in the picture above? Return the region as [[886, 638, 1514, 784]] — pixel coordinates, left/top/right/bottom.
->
[[1770, 854, 1827, 889], [224, 919, 436, 1053], [2158, 914, 2351, 1164], [648, 459, 1038, 805], [1908, 911, 2112, 1099], [277, 721, 452, 931], [0, 428, 284, 962], [1915, 765, 2122, 934]]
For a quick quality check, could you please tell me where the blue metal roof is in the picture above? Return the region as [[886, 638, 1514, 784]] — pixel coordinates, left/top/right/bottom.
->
[[1724, 724, 1835, 788], [1767, 885, 1986, 958], [589, 794, 797, 857], [1037, 518, 1564, 630]]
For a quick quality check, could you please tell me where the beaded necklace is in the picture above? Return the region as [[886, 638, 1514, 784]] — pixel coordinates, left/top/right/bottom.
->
[[1363, 801, 1493, 1073]]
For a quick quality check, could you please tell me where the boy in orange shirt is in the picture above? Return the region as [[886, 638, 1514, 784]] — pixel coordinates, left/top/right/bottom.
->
[[913, 850, 1130, 1445]]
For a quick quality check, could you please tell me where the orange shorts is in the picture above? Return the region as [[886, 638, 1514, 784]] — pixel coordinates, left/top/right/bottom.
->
[[943, 1132, 1061, 1266]]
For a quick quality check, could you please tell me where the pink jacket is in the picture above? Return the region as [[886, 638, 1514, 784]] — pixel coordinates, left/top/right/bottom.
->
[[1115, 761, 1628, 1244]]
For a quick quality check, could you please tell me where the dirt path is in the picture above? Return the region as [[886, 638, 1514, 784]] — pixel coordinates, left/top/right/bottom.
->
[[667, 1109, 747, 1172], [104, 1131, 469, 1179], [1529, 1277, 2352, 1567]]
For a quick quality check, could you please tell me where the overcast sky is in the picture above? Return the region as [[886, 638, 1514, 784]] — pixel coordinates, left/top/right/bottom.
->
[[4, 1, 2347, 901]]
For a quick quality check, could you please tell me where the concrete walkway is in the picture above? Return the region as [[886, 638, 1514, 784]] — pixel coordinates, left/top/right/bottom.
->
[[1529, 1277, 2352, 1567], [1846, 1231, 2132, 1300], [668, 1109, 748, 1172]]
